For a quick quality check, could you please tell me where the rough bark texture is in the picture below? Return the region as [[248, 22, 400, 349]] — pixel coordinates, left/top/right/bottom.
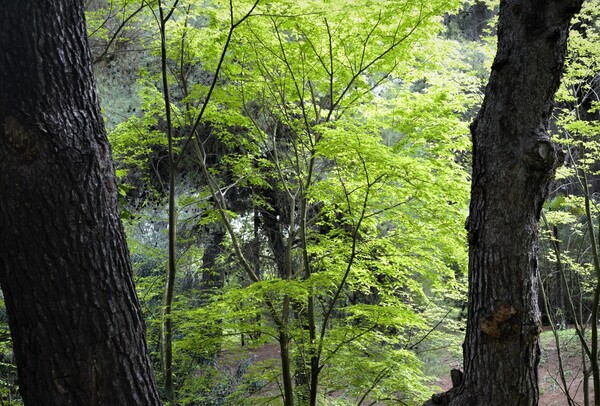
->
[[443, 1, 585, 405], [0, 1, 161, 405]]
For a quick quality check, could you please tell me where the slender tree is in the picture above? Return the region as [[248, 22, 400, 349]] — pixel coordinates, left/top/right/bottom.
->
[[433, 1, 585, 405], [0, 1, 161, 404]]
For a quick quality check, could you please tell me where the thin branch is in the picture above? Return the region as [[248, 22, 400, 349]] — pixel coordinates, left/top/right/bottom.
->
[[92, 1, 146, 64], [357, 367, 390, 406], [176, 0, 260, 169]]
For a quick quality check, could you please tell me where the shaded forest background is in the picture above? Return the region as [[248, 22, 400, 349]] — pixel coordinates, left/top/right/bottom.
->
[[1, 0, 599, 404]]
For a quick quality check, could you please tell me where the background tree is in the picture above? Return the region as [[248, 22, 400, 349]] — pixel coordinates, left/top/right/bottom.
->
[[438, 1, 586, 405], [106, 0, 476, 404], [0, 1, 160, 404]]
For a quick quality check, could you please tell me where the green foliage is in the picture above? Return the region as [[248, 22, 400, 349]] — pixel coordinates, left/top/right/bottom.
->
[[541, 0, 600, 282], [92, 0, 480, 404], [0, 299, 19, 404]]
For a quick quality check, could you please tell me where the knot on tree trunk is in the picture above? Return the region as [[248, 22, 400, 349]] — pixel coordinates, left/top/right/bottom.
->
[[3, 115, 39, 161], [522, 137, 563, 173], [480, 304, 518, 338], [423, 369, 463, 406]]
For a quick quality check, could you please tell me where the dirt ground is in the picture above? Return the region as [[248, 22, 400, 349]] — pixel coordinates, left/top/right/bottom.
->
[[538, 333, 590, 406], [229, 332, 593, 404], [432, 331, 591, 405]]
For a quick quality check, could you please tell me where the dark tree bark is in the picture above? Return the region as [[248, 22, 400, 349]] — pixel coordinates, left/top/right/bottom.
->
[[430, 1, 585, 405], [200, 226, 226, 292], [0, 1, 161, 405]]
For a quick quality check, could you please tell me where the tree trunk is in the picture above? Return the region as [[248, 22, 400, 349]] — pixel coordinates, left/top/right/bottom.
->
[[200, 227, 226, 292], [0, 1, 161, 405], [448, 1, 584, 405]]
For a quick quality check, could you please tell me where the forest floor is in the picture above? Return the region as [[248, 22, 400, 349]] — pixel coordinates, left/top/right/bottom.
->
[[538, 328, 589, 405], [431, 328, 591, 405], [222, 329, 590, 404]]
